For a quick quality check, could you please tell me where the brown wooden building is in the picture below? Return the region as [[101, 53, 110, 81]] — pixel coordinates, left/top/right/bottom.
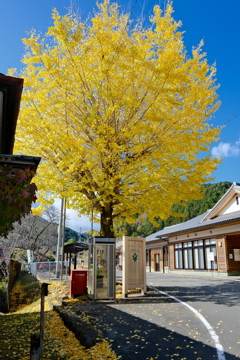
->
[[146, 182, 240, 276]]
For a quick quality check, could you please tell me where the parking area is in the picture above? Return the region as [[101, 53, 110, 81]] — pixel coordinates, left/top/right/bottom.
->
[[145, 272, 240, 359], [30, 265, 240, 359], [104, 272, 240, 360]]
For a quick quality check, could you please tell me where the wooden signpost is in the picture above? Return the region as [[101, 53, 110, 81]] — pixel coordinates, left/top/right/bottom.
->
[[122, 236, 146, 298]]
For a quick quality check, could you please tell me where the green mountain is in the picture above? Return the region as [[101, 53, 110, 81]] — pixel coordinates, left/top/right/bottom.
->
[[64, 227, 89, 243], [114, 182, 232, 237]]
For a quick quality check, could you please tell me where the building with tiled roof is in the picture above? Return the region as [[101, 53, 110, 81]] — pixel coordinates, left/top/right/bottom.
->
[[146, 182, 240, 276]]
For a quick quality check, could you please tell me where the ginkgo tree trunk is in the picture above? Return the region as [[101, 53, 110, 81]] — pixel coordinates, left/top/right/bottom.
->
[[13, 0, 220, 237]]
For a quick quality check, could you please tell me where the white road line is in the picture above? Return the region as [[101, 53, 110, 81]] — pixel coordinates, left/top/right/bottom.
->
[[149, 286, 226, 360]]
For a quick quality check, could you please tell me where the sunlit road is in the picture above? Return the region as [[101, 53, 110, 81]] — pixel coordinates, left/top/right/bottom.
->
[[36, 269, 240, 359], [111, 271, 240, 360], [150, 273, 240, 360]]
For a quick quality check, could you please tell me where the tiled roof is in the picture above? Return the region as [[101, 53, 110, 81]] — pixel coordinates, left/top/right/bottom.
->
[[146, 210, 240, 242]]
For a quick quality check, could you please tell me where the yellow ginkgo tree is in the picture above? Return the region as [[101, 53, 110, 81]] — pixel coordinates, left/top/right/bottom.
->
[[13, 0, 221, 237]]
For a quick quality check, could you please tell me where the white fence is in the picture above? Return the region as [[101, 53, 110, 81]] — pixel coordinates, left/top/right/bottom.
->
[[30, 261, 69, 281]]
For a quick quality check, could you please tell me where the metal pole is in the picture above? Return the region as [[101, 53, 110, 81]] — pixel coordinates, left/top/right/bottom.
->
[[39, 285, 45, 357], [91, 197, 94, 236], [61, 199, 66, 281], [56, 199, 64, 278], [39, 283, 49, 357], [56, 224, 61, 278]]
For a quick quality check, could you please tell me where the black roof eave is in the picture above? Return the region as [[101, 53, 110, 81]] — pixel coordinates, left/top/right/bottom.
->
[[0, 154, 41, 171], [64, 242, 89, 253]]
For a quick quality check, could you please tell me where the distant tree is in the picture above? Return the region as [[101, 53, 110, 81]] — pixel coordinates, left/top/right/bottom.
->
[[14, 1, 220, 236], [80, 232, 90, 242], [117, 182, 232, 237], [42, 205, 60, 223], [64, 227, 79, 243], [64, 228, 92, 243], [0, 206, 59, 263], [171, 181, 232, 221], [137, 218, 163, 236], [64, 238, 75, 245]]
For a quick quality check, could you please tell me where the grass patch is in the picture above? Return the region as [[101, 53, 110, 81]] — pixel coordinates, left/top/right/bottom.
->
[[0, 310, 118, 359], [0, 311, 40, 359], [0, 274, 119, 359]]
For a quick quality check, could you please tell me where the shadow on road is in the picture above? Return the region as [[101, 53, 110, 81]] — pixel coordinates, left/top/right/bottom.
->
[[59, 299, 237, 360], [151, 280, 240, 307]]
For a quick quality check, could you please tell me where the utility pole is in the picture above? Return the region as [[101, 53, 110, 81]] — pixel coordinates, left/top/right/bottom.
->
[[79, 227, 81, 242], [60, 199, 66, 281], [91, 196, 94, 236], [56, 198, 65, 278]]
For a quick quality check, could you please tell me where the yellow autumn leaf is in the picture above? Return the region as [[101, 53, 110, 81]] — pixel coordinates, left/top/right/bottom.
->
[[13, 0, 221, 237]]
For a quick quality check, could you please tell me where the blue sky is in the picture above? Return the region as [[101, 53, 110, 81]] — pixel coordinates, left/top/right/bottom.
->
[[1, 0, 239, 231]]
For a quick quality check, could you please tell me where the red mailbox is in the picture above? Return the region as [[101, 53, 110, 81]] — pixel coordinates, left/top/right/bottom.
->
[[70, 269, 88, 296]]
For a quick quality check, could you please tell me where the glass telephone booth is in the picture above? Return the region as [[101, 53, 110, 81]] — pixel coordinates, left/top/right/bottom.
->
[[88, 236, 116, 300]]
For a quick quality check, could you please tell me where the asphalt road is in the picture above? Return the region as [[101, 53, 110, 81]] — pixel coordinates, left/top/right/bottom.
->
[[107, 272, 240, 360], [149, 273, 240, 359], [38, 269, 240, 359]]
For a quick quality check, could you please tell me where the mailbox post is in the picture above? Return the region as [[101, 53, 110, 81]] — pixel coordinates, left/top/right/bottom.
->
[[70, 269, 88, 296], [88, 236, 115, 300]]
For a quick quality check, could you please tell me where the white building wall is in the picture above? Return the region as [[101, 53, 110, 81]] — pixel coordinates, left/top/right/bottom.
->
[[219, 195, 240, 215]]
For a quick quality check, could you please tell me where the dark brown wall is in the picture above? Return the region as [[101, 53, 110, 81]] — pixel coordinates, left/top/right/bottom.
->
[[150, 248, 162, 272], [216, 236, 227, 272], [169, 244, 174, 270], [226, 234, 240, 273]]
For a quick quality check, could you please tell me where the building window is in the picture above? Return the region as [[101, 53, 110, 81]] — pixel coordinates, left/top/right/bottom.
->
[[205, 238, 217, 270], [175, 243, 183, 269], [193, 240, 204, 269], [183, 242, 193, 269], [174, 238, 216, 270], [236, 196, 239, 206]]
